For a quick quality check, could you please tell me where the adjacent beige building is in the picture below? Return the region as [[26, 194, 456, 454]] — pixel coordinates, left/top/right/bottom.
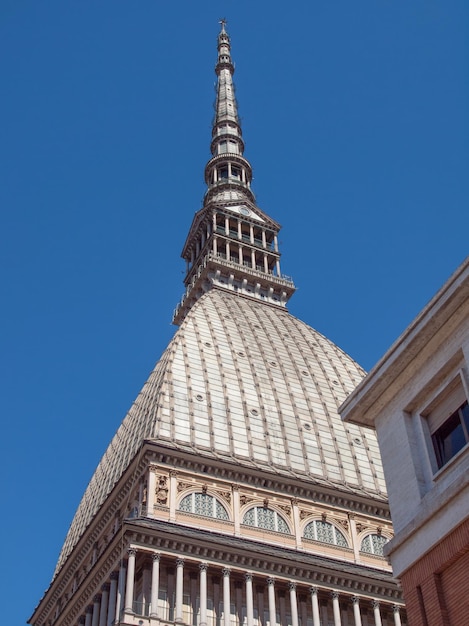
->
[[30, 24, 406, 626], [341, 258, 469, 625]]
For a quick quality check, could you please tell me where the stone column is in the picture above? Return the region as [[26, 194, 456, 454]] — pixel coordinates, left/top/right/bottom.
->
[[288, 583, 299, 626], [392, 605, 402, 626], [331, 592, 341, 626], [92, 595, 101, 626], [351, 596, 362, 626], [147, 466, 157, 517], [169, 470, 177, 521], [99, 585, 109, 626], [85, 606, 93, 626], [223, 568, 231, 626], [348, 514, 360, 562], [245, 573, 254, 626], [291, 499, 302, 549], [267, 578, 276, 626], [200, 563, 208, 626], [124, 548, 137, 613], [310, 587, 320, 626], [115, 561, 126, 621], [107, 572, 118, 626], [150, 553, 161, 618], [371, 600, 382, 626], [175, 558, 185, 622], [232, 484, 241, 536]]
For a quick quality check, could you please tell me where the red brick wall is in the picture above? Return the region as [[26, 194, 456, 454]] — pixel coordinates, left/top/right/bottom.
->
[[399, 517, 469, 626]]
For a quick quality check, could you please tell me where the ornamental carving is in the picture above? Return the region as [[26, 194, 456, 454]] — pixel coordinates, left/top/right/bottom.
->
[[239, 494, 255, 506], [299, 509, 310, 520], [337, 519, 349, 531], [156, 476, 168, 505], [177, 481, 192, 493], [218, 490, 231, 504], [278, 504, 291, 515]]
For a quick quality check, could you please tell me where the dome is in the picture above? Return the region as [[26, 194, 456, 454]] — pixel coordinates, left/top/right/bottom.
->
[[57, 288, 386, 572]]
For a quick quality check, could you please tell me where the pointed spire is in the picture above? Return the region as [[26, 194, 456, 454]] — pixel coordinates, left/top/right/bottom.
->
[[206, 19, 253, 204], [173, 23, 295, 325]]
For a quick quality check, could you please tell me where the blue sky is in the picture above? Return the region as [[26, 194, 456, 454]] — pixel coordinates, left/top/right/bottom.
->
[[1, 2, 467, 623]]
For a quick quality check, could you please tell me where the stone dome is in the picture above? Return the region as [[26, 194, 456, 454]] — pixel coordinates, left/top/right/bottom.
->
[[57, 288, 386, 572]]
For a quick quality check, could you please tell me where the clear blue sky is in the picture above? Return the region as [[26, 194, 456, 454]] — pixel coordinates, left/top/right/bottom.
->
[[1, 2, 467, 623]]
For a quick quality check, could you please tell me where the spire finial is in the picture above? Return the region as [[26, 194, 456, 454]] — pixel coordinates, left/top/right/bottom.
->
[[219, 17, 227, 33]]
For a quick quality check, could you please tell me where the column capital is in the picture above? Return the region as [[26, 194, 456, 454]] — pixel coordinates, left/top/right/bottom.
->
[[231, 483, 240, 491], [93, 594, 102, 603], [244, 572, 253, 582], [110, 571, 119, 581], [86, 606, 94, 614], [288, 581, 296, 591], [266, 577, 275, 586], [101, 583, 110, 593], [222, 568, 231, 577], [78, 617, 86, 625], [309, 586, 318, 596], [199, 562, 208, 572], [127, 547, 137, 557], [291, 498, 299, 506], [330, 591, 339, 599], [149, 464, 159, 472], [371, 600, 380, 609], [170, 469, 178, 477], [176, 557, 185, 567], [351, 595, 360, 605], [392, 604, 401, 613], [152, 552, 161, 562]]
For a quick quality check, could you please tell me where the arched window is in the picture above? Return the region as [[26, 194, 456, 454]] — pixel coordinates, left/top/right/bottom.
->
[[242, 506, 290, 534], [361, 534, 388, 556], [179, 492, 229, 520], [303, 520, 348, 547]]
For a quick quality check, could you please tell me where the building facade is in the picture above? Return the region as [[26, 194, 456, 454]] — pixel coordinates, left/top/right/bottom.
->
[[30, 24, 406, 626], [341, 258, 469, 625]]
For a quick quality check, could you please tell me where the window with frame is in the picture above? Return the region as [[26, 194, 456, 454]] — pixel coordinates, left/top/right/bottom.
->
[[360, 533, 388, 556], [303, 519, 348, 547], [178, 492, 229, 520], [424, 376, 469, 470], [432, 401, 469, 469], [242, 506, 290, 534]]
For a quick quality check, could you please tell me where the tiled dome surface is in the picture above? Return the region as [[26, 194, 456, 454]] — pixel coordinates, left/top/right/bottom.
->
[[57, 289, 386, 571]]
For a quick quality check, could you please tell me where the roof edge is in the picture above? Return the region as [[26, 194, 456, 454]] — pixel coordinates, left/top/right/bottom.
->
[[340, 256, 469, 427]]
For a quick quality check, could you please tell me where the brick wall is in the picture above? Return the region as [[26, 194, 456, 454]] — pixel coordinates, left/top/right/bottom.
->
[[400, 517, 469, 626]]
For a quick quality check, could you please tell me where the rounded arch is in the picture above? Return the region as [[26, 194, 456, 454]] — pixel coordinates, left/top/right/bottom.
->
[[178, 491, 230, 521], [303, 518, 349, 547], [242, 505, 291, 534], [360, 533, 389, 556]]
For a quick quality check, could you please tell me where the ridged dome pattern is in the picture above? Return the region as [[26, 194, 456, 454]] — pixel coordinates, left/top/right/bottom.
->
[[57, 289, 386, 572]]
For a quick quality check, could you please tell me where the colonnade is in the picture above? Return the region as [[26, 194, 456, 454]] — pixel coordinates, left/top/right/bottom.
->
[[76, 549, 404, 626], [186, 215, 281, 279]]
